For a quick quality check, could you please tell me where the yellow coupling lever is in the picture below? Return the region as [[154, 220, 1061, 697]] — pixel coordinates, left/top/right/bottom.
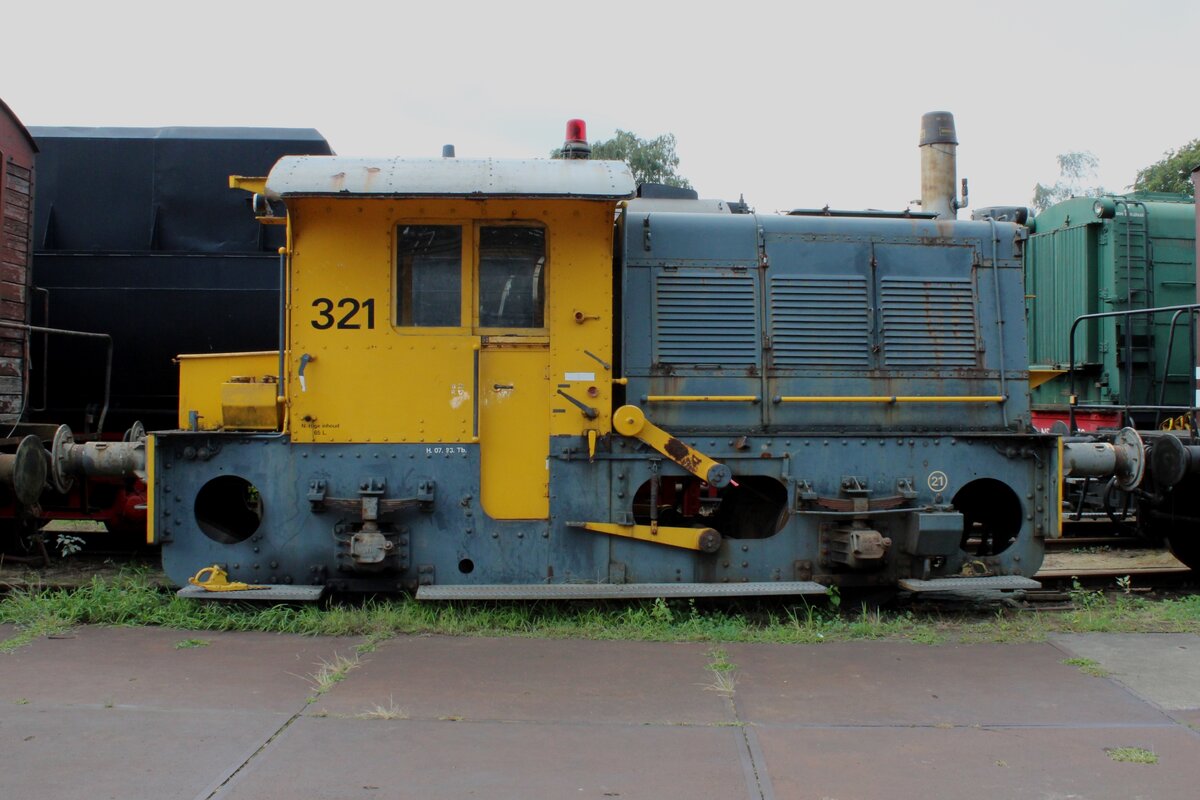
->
[[188, 564, 267, 592]]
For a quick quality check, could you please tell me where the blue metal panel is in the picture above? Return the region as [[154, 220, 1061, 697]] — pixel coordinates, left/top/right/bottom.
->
[[873, 242, 979, 369], [770, 275, 871, 368], [653, 269, 759, 367], [621, 211, 764, 432]]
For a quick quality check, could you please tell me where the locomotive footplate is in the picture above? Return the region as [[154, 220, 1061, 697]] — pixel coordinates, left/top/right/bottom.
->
[[898, 576, 1041, 593], [416, 581, 828, 601], [177, 584, 326, 601]]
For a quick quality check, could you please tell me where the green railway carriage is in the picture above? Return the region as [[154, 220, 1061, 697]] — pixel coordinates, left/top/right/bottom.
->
[[1024, 192, 1196, 428]]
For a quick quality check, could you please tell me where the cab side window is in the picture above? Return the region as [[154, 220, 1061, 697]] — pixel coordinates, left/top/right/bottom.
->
[[478, 226, 545, 329], [396, 225, 462, 327]]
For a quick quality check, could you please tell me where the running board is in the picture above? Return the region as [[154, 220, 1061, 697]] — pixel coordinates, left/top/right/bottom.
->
[[898, 576, 1041, 593], [417, 581, 829, 601], [177, 585, 326, 602]]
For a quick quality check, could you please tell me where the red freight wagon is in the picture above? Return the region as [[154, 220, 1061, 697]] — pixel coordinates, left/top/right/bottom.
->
[[0, 98, 35, 424]]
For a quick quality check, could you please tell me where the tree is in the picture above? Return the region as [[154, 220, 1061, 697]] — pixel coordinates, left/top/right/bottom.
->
[[1031, 151, 1106, 212], [552, 129, 692, 189], [1133, 139, 1200, 196]]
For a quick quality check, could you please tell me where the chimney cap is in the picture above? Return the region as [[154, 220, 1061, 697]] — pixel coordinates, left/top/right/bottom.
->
[[920, 111, 958, 146]]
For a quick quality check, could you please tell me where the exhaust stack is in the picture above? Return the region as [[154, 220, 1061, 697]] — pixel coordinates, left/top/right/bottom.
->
[[919, 111, 967, 219]]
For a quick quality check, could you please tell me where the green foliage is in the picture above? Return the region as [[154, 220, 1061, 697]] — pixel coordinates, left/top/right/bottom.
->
[[1105, 747, 1158, 765], [174, 638, 210, 649], [1133, 139, 1200, 196], [1032, 151, 1106, 212], [1, 572, 1199, 651], [54, 534, 85, 558], [552, 129, 692, 189]]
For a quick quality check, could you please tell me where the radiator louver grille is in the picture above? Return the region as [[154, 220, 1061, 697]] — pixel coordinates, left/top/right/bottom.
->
[[655, 272, 758, 366], [880, 277, 977, 367], [770, 276, 870, 367]]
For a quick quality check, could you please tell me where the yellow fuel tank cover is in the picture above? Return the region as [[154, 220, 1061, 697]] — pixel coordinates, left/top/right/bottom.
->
[[221, 381, 282, 431]]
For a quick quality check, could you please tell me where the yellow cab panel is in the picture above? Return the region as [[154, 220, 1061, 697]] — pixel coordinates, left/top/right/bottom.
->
[[273, 158, 629, 520]]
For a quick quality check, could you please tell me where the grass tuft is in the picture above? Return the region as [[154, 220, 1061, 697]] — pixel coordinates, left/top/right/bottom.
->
[[174, 638, 210, 649], [1062, 657, 1110, 678], [308, 652, 360, 697], [1105, 747, 1158, 764], [354, 695, 407, 720]]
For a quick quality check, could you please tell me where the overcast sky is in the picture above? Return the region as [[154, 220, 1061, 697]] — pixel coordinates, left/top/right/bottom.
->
[[4, 1, 1196, 214]]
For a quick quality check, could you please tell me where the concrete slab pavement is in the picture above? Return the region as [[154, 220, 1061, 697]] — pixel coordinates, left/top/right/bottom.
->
[[2, 627, 1199, 800], [1052, 633, 1200, 711], [307, 637, 733, 724], [727, 641, 1166, 726]]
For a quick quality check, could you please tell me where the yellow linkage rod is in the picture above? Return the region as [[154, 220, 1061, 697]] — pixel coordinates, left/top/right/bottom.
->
[[612, 405, 732, 488], [567, 521, 722, 553]]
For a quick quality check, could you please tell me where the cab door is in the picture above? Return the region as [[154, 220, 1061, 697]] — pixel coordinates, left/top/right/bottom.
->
[[475, 224, 551, 520]]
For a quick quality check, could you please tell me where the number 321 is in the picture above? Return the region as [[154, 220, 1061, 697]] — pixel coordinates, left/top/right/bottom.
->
[[311, 297, 375, 330]]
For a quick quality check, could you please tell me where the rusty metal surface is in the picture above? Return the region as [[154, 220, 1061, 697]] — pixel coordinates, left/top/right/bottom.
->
[[220, 716, 750, 800], [0, 626, 362, 712], [0, 706, 287, 800], [756, 726, 1200, 800], [308, 636, 733, 725], [728, 641, 1166, 726]]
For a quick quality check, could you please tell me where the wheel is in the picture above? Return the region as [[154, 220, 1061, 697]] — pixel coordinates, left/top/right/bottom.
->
[[1144, 474, 1200, 571], [1166, 534, 1200, 571]]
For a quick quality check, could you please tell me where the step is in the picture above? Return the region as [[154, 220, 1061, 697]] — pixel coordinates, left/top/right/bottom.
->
[[898, 576, 1041, 593], [416, 581, 829, 601], [177, 584, 326, 602]]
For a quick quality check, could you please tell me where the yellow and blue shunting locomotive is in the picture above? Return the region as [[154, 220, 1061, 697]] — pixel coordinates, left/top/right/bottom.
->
[[151, 126, 1108, 600]]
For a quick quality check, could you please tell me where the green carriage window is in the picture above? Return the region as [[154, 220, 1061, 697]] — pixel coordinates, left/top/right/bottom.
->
[[396, 225, 462, 327], [478, 226, 546, 329]]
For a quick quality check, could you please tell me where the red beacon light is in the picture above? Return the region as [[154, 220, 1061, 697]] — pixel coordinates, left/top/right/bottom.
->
[[561, 119, 591, 159]]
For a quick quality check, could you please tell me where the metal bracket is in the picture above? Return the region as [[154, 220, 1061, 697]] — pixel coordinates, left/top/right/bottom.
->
[[307, 479, 328, 509]]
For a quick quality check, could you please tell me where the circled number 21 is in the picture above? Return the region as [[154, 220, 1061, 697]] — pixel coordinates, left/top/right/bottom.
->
[[312, 297, 375, 330]]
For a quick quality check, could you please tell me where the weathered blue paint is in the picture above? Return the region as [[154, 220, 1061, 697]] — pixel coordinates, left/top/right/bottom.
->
[[156, 430, 1053, 590]]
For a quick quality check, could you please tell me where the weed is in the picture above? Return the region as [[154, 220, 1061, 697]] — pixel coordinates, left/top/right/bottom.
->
[[1116, 575, 1132, 594], [355, 696, 407, 720], [1105, 747, 1158, 764], [649, 597, 673, 625], [54, 534, 85, 558], [174, 638, 210, 649], [15, 698, 28, 705], [704, 646, 738, 696], [1062, 657, 1110, 678], [308, 652, 360, 697]]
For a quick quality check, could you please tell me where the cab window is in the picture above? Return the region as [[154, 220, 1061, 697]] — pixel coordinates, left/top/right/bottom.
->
[[478, 226, 545, 329], [396, 225, 462, 327]]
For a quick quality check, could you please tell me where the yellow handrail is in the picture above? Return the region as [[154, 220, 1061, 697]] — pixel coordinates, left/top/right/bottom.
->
[[775, 395, 1004, 404], [644, 395, 761, 403]]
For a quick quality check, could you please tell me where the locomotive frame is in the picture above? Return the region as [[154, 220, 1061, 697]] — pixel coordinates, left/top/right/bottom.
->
[[151, 145, 1073, 599]]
